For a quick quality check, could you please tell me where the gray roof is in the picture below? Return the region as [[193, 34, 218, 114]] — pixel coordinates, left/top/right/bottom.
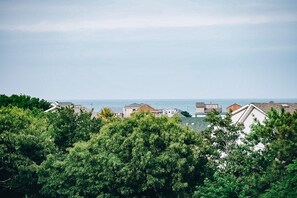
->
[[110, 107, 123, 114], [196, 102, 205, 108], [125, 103, 143, 108], [252, 102, 297, 114], [57, 102, 73, 106]]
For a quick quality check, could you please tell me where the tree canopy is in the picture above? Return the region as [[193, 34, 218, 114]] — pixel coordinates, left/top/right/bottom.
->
[[0, 106, 55, 197], [1, 94, 297, 197], [38, 112, 211, 197], [0, 94, 51, 111]]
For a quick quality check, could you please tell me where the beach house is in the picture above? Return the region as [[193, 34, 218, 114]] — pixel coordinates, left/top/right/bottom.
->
[[162, 108, 183, 117], [231, 102, 297, 133], [135, 104, 163, 117], [123, 103, 143, 117]]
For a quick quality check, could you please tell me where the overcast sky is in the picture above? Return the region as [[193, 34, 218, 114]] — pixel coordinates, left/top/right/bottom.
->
[[0, 0, 297, 100]]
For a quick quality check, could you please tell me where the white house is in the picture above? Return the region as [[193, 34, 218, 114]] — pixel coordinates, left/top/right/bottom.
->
[[123, 103, 143, 118], [45, 101, 73, 112], [45, 101, 97, 117], [162, 108, 183, 117], [231, 102, 297, 134]]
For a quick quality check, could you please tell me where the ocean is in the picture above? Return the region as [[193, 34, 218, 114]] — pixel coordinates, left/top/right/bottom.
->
[[56, 99, 297, 115]]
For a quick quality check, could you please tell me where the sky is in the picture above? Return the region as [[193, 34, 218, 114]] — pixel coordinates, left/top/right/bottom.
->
[[0, 0, 297, 100]]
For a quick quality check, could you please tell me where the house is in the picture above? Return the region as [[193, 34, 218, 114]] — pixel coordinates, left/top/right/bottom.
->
[[135, 104, 163, 117], [123, 103, 143, 117], [195, 102, 222, 116], [110, 107, 124, 118], [226, 103, 242, 112], [231, 102, 297, 133], [45, 101, 97, 117], [162, 108, 183, 117], [45, 101, 73, 112]]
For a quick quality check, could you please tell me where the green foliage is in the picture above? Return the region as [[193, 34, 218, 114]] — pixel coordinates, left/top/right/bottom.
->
[[195, 109, 297, 198], [180, 111, 192, 118], [48, 106, 103, 151], [202, 111, 244, 162], [0, 106, 55, 197], [251, 109, 297, 170], [97, 107, 117, 122], [2, 94, 297, 197], [261, 159, 297, 198], [39, 112, 210, 197], [0, 94, 51, 111]]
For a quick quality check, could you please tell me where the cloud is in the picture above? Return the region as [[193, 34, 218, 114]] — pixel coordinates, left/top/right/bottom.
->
[[1, 14, 297, 32]]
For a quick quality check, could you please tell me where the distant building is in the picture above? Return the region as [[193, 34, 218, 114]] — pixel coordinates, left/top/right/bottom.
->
[[231, 102, 297, 134], [110, 107, 124, 118], [226, 103, 242, 112], [162, 108, 183, 117], [45, 101, 97, 117], [123, 103, 143, 117], [195, 102, 222, 116], [135, 104, 163, 117]]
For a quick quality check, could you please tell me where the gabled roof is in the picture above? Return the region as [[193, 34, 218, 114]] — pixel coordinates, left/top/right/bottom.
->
[[226, 103, 241, 109], [226, 103, 242, 112], [135, 104, 161, 113]]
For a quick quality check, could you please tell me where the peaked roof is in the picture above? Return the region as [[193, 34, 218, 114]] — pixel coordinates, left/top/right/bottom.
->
[[135, 104, 160, 113], [226, 103, 241, 109]]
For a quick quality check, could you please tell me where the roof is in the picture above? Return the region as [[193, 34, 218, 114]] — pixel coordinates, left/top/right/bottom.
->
[[226, 103, 241, 109], [57, 102, 73, 106], [135, 104, 161, 113], [163, 108, 182, 112], [196, 102, 205, 108], [231, 102, 297, 126], [251, 102, 297, 114], [125, 103, 143, 108], [226, 103, 242, 112]]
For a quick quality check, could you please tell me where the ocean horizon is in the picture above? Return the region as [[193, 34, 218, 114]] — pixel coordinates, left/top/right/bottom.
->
[[52, 98, 297, 115]]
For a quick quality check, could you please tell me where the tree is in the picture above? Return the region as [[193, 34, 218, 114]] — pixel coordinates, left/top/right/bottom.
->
[[0, 106, 55, 197], [195, 109, 297, 198], [97, 107, 115, 122], [251, 108, 297, 171], [48, 106, 103, 151], [202, 111, 244, 162], [0, 94, 51, 111], [39, 112, 211, 197], [261, 159, 297, 198]]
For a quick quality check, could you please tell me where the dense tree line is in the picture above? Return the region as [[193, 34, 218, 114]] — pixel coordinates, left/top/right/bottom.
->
[[0, 95, 296, 197], [0, 94, 51, 111]]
